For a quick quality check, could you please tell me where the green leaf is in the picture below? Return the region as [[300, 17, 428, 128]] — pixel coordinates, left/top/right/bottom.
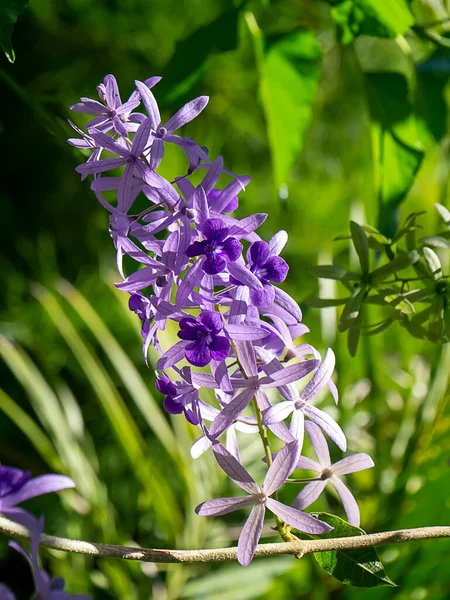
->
[[0, 0, 29, 62], [339, 285, 366, 332], [259, 28, 322, 191], [366, 73, 426, 237], [332, 0, 413, 45], [305, 512, 396, 588], [350, 221, 370, 274], [347, 313, 363, 356], [370, 250, 420, 282], [306, 297, 349, 308], [310, 265, 358, 280]]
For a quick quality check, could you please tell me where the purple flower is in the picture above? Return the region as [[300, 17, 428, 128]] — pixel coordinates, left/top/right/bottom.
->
[[292, 422, 374, 526], [0, 466, 75, 529], [195, 442, 332, 566], [177, 310, 230, 367], [246, 241, 289, 306], [186, 218, 242, 275], [9, 517, 90, 599]]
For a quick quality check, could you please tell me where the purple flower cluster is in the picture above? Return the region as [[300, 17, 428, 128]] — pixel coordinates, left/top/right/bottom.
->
[[0, 466, 88, 598], [70, 74, 374, 566]]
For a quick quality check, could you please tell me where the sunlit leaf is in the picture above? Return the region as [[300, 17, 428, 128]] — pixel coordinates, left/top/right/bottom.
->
[[0, 0, 29, 63], [305, 512, 396, 588], [350, 220, 370, 274], [259, 28, 322, 192]]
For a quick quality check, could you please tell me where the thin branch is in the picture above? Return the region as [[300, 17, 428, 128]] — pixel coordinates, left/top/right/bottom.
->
[[1, 516, 449, 564]]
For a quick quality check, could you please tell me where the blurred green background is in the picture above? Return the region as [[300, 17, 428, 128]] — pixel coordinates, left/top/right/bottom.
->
[[1, 0, 449, 598]]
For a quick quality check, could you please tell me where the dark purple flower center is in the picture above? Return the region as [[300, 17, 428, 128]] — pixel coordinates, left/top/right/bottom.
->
[[0, 467, 31, 498], [321, 468, 333, 480]]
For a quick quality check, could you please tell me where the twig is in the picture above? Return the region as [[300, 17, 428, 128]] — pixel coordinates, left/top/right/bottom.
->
[[1, 515, 449, 564]]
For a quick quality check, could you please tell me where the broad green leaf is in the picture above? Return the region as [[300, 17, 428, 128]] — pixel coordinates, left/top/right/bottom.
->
[[0, 0, 29, 62], [370, 250, 420, 282], [350, 220, 370, 274], [259, 29, 322, 191], [159, 5, 240, 103], [332, 0, 413, 45], [310, 265, 358, 280], [306, 512, 396, 588], [423, 247, 443, 280], [366, 73, 426, 236]]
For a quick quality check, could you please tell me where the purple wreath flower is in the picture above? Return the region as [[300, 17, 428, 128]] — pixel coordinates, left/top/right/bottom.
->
[[156, 371, 199, 425], [195, 442, 332, 566], [0, 466, 75, 529], [177, 310, 230, 367], [246, 241, 289, 306], [186, 218, 242, 275], [9, 517, 90, 599], [292, 422, 374, 526]]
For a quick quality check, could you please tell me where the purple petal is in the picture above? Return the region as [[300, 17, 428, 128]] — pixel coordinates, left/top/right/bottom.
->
[[132, 118, 153, 156], [261, 360, 319, 388], [263, 256, 289, 283], [234, 341, 258, 377], [237, 503, 265, 567], [104, 74, 122, 108], [248, 241, 270, 267], [212, 443, 260, 494], [135, 80, 161, 128], [296, 456, 322, 472], [274, 287, 302, 321], [331, 477, 361, 526], [186, 340, 211, 367], [331, 453, 375, 476], [222, 237, 242, 262], [0, 584, 16, 600], [227, 262, 263, 291], [228, 286, 250, 324], [203, 217, 228, 244], [89, 131, 129, 156], [115, 267, 156, 292], [76, 157, 126, 176], [150, 137, 165, 170], [327, 379, 339, 405], [156, 340, 189, 369], [225, 324, 267, 341], [303, 405, 347, 452], [191, 435, 212, 459], [265, 498, 332, 534], [186, 240, 208, 258], [226, 426, 240, 461], [228, 214, 267, 238], [165, 96, 209, 133], [194, 187, 210, 229], [264, 441, 300, 496], [191, 372, 217, 388], [204, 253, 227, 275], [289, 409, 305, 447], [176, 259, 203, 306], [250, 284, 275, 308], [292, 481, 327, 510], [301, 349, 335, 404], [117, 162, 135, 212], [209, 336, 231, 362], [71, 99, 106, 115], [198, 310, 223, 332], [211, 176, 251, 213], [268, 231, 288, 256], [263, 401, 295, 425], [305, 421, 331, 468], [201, 156, 223, 194], [5, 475, 75, 507], [195, 495, 256, 517], [210, 388, 255, 438]]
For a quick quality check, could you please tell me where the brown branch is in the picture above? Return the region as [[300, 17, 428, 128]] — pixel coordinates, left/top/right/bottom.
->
[[1, 515, 449, 564]]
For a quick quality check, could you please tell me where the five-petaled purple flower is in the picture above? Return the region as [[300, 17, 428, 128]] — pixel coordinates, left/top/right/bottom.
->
[[186, 218, 242, 275], [242, 241, 289, 306], [177, 311, 230, 367], [196, 442, 332, 566], [292, 422, 374, 526]]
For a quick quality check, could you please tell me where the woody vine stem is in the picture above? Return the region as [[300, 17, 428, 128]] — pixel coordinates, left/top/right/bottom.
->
[[0, 516, 449, 564]]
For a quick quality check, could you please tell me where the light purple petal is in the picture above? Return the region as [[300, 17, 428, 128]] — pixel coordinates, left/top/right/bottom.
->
[[331, 453, 375, 476], [201, 156, 223, 194], [273, 287, 302, 321], [264, 441, 300, 496], [303, 405, 347, 452], [301, 349, 335, 403], [331, 477, 361, 526], [115, 267, 156, 292], [195, 495, 255, 517], [234, 341, 258, 378], [76, 157, 126, 176], [265, 498, 332, 534], [227, 261, 263, 291], [176, 259, 203, 307], [327, 379, 339, 405], [226, 426, 240, 461], [295, 455, 322, 472], [289, 409, 305, 448], [194, 187, 210, 229], [156, 340, 189, 369], [70, 99, 105, 114], [292, 481, 327, 510], [228, 214, 268, 238], [237, 503, 265, 567], [228, 286, 250, 324], [191, 434, 212, 459], [89, 131, 129, 156], [135, 80, 161, 128], [263, 401, 295, 425], [225, 324, 267, 341], [212, 443, 260, 494], [210, 388, 255, 439], [165, 96, 209, 133], [211, 176, 251, 214], [0, 584, 16, 600], [150, 137, 165, 170], [305, 421, 331, 468], [5, 475, 75, 507], [268, 230, 288, 256], [117, 162, 135, 212], [191, 372, 217, 388], [132, 118, 153, 156], [261, 360, 318, 388]]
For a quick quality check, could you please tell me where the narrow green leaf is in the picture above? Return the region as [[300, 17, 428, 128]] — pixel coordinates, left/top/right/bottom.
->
[[370, 250, 420, 282], [0, 0, 29, 63], [348, 314, 363, 356], [339, 286, 365, 332], [363, 318, 394, 336], [306, 297, 349, 308], [306, 512, 396, 588], [350, 221, 370, 274], [423, 247, 443, 280], [259, 28, 322, 191], [310, 265, 357, 281]]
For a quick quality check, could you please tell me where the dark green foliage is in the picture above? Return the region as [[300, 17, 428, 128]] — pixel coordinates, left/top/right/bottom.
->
[[0, 0, 29, 62]]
